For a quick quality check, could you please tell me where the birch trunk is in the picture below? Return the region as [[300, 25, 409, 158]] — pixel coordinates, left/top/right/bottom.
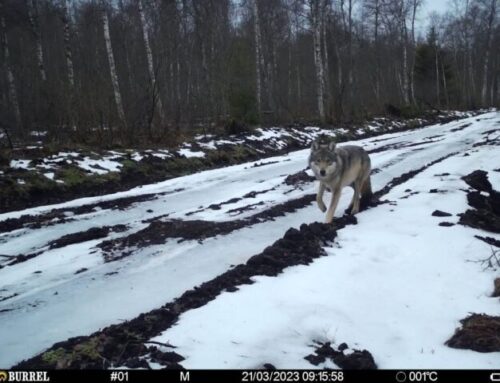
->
[[252, 0, 262, 121], [409, 0, 419, 105], [347, 0, 354, 113], [138, 0, 164, 120], [321, 1, 330, 115], [311, 0, 325, 121], [435, 44, 440, 107], [101, 1, 126, 126], [61, 0, 74, 88], [27, 0, 46, 82], [441, 59, 449, 108], [400, 4, 409, 105], [374, 0, 380, 102], [481, 0, 497, 106], [1, 4, 22, 131], [402, 39, 409, 104]]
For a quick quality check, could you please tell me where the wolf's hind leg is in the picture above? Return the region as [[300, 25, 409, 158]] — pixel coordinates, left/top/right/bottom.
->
[[359, 175, 373, 211], [350, 181, 361, 215]]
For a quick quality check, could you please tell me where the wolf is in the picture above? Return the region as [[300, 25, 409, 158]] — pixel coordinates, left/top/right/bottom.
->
[[308, 135, 372, 223]]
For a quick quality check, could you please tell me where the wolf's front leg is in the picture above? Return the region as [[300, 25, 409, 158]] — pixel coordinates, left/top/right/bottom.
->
[[317, 182, 327, 212], [325, 187, 341, 224]]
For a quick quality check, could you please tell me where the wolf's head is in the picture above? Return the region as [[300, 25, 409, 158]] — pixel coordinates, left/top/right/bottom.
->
[[309, 136, 338, 180]]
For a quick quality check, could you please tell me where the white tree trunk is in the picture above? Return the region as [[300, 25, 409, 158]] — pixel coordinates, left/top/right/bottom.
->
[[26, 0, 46, 81], [252, 0, 262, 121], [442, 59, 449, 107], [481, 0, 497, 106], [409, 0, 420, 105], [101, 1, 126, 125], [138, 0, 164, 120], [311, 0, 325, 121], [400, 6, 409, 105], [1, 7, 22, 131], [402, 40, 409, 104], [435, 44, 440, 107], [61, 0, 74, 88], [321, 0, 329, 110], [374, 0, 380, 102]]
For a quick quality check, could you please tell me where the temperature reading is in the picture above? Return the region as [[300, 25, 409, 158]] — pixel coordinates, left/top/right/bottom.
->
[[409, 371, 438, 382]]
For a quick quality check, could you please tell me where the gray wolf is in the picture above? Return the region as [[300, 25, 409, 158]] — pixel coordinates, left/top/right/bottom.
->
[[308, 135, 372, 223]]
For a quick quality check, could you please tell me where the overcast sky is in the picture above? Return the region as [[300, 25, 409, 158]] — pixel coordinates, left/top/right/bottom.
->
[[417, 0, 451, 37], [421, 0, 450, 16]]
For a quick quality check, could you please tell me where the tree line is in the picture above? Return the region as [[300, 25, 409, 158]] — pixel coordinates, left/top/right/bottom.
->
[[0, 0, 498, 146]]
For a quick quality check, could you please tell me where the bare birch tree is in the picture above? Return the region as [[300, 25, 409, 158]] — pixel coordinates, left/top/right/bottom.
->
[[61, 0, 74, 88], [138, 0, 164, 121], [101, 0, 126, 126], [26, 0, 46, 82], [252, 0, 262, 122], [310, 0, 325, 121], [1, 0, 22, 132], [481, 0, 497, 106]]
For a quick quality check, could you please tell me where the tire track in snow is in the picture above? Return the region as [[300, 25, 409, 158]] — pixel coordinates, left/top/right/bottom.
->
[[14, 151, 462, 369]]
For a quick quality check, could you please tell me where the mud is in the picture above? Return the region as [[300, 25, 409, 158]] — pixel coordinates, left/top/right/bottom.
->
[[2, 224, 129, 268], [48, 227, 112, 249], [446, 314, 500, 352], [185, 187, 280, 216], [284, 170, 315, 186], [475, 235, 500, 248], [432, 210, 452, 217], [304, 342, 377, 369], [450, 123, 472, 132], [16, 218, 349, 369], [366, 137, 444, 155], [438, 222, 455, 227], [0, 191, 180, 235], [459, 170, 500, 234], [100, 194, 317, 262], [462, 170, 493, 193], [371, 153, 458, 203]]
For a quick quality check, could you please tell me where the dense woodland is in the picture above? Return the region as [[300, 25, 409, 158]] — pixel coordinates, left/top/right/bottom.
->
[[0, 0, 499, 146]]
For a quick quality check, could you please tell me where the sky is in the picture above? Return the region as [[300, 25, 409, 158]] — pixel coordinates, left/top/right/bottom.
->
[[422, 0, 450, 17], [417, 0, 451, 37]]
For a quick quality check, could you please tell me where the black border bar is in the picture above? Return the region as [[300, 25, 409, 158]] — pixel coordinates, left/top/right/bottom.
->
[[0, 369, 498, 383]]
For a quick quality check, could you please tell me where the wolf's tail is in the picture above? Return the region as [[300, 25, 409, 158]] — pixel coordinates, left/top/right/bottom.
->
[[360, 176, 373, 211]]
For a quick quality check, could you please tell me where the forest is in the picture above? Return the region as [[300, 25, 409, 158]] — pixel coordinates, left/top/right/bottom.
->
[[0, 0, 499, 146]]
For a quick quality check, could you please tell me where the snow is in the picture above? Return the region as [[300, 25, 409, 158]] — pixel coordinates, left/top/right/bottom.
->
[[30, 131, 47, 137], [0, 111, 499, 368], [76, 157, 123, 175], [10, 159, 31, 170], [153, 146, 500, 368], [131, 152, 144, 162], [177, 148, 206, 158]]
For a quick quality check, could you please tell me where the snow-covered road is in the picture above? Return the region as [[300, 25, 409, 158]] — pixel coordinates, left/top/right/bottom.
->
[[1, 112, 499, 368]]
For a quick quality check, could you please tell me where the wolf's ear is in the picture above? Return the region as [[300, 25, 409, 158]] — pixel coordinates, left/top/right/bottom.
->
[[311, 140, 319, 150], [328, 141, 336, 151]]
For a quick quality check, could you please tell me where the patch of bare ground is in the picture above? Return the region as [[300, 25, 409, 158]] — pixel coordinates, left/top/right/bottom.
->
[[99, 193, 317, 262], [305, 342, 377, 369], [446, 314, 500, 352], [459, 170, 500, 234], [0, 190, 182, 235], [2, 224, 129, 268]]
